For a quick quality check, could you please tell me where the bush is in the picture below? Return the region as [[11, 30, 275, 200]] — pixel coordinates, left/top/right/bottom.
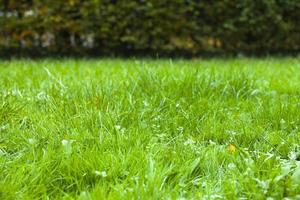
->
[[0, 0, 299, 57]]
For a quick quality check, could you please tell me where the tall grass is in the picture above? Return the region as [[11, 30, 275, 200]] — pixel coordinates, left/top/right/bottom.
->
[[0, 58, 300, 199]]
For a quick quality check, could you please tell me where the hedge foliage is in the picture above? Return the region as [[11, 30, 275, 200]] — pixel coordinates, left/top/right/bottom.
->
[[1, 0, 299, 56]]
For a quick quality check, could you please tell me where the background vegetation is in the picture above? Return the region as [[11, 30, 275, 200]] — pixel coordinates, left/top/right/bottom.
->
[[1, 0, 299, 57]]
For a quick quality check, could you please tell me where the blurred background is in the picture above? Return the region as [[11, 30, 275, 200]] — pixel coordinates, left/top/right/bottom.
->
[[0, 0, 299, 58]]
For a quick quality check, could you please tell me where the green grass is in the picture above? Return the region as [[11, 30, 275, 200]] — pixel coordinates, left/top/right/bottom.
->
[[1, 58, 300, 199]]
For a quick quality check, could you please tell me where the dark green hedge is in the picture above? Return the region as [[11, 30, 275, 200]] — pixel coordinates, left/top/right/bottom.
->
[[1, 0, 299, 57]]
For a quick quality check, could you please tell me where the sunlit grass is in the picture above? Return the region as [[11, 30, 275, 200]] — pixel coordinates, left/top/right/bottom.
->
[[0, 58, 300, 199]]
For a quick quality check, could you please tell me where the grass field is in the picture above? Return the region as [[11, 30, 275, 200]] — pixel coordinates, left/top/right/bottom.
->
[[1, 58, 300, 199]]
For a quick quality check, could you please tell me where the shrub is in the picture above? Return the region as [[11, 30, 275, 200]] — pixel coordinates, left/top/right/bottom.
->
[[0, 0, 299, 57]]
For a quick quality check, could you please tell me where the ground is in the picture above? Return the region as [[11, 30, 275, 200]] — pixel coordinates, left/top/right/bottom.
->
[[0, 58, 300, 199]]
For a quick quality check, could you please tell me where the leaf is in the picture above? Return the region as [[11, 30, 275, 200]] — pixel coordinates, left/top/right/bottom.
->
[[228, 144, 237, 153], [61, 139, 73, 156], [291, 162, 300, 185]]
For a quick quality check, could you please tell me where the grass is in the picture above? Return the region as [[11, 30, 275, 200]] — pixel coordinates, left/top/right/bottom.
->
[[0, 58, 300, 199]]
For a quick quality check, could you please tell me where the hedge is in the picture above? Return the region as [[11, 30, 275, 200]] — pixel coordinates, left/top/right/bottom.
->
[[0, 0, 299, 57]]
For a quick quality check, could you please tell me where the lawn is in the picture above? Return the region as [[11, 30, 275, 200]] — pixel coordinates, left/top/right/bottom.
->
[[0, 58, 300, 199]]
